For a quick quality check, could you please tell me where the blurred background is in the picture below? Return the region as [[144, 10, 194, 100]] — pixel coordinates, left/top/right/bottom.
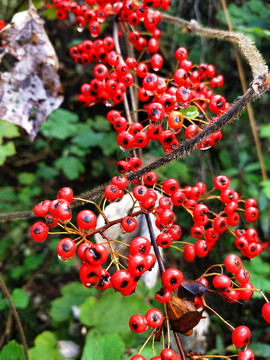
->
[[0, 0, 269, 359]]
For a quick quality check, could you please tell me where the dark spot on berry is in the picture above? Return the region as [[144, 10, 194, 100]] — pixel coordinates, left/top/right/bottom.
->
[[62, 243, 70, 252], [34, 227, 41, 234]]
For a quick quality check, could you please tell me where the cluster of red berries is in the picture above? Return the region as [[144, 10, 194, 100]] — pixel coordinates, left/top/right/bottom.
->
[[101, 47, 228, 154], [131, 348, 181, 360], [51, 0, 168, 37]]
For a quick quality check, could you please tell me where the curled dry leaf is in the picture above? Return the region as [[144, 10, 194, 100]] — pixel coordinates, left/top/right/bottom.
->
[[178, 279, 208, 299], [0, 5, 63, 140], [167, 296, 205, 334]]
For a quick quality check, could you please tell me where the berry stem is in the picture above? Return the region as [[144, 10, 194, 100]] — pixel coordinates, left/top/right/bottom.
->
[[0, 275, 30, 360], [144, 213, 165, 274], [202, 298, 235, 331]]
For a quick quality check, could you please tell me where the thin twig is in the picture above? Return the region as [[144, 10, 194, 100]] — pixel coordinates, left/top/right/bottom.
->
[[221, 0, 267, 182], [161, 13, 268, 78], [0, 275, 29, 360]]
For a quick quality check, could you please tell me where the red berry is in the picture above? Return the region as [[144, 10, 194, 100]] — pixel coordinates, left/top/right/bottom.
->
[[105, 184, 120, 201], [77, 210, 97, 231], [56, 238, 76, 260], [163, 178, 179, 194], [213, 274, 231, 289], [155, 287, 172, 303], [224, 254, 242, 273], [183, 244, 196, 262], [232, 325, 251, 348], [213, 175, 230, 191], [235, 268, 250, 285], [238, 349, 254, 360], [95, 269, 111, 290], [122, 216, 138, 232], [194, 240, 208, 257], [129, 314, 148, 333], [85, 244, 109, 265], [162, 268, 183, 290], [79, 263, 102, 285], [145, 308, 164, 327], [31, 222, 49, 242], [111, 270, 135, 292], [156, 232, 173, 248], [262, 302, 270, 323], [33, 200, 51, 217], [160, 348, 177, 360]]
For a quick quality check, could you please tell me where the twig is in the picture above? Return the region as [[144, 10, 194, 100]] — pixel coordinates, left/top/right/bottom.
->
[[0, 275, 29, 360], [221, 0, 267, 182], [161, 13, 268, 79]]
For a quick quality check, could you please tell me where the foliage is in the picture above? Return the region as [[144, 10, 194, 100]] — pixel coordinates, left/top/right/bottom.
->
[[0, 0, 269, 360]]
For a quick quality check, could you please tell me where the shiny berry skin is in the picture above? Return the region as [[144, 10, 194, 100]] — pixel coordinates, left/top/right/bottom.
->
[[167, 111, 184, 133], [160, 348, 177, 360], [31, 222, 49, 242], [156, 232, 173, 248], [220, 189, 236, 204], [205, 228, 219, 243], [95, 269, 111, 290], [244, 207, 259, 222], [117, 160, 130, 174], [129, 236, 151, 255], [232, 325, 251, 348], [143, 73, 159, 93], [171, 191, 186, 206], [168, 224, 182, 240], [213, 274, 231, 289], [209, 95, 226, 114], [79, 263, 102, 285], [183, 244, 196, 262], [130, 355, 147, 360], [238, 349, 254, 360], [121, 216, 138, 232], [262, 302, 270, 323], [33, 200, 51, 217], [45, 214, 58, 228], [224, 254, 242, 273], [104, 184, 120, 201], [111, 176, 128, 190], [134, 132, 150, 148], [162, 268, 183, 290], [235, 268, 250, 284], [133, 185, 149, 202], [175, 46, 188, 61], [147, 102, 165, 125], [155, 287, 172, 303], [85, 244, 109, 265], [77, 210, 97, 230], [194, 240, 208, 257], [77, 241, 92, 262], [214, 175, 230, 190], [238, 282, 254, 301], [151, 53, 164, 71], [145, 308, 164, 327], [143, 172, 158, 186], [163, 178, 179, 195], [213, 216, 227, 233], [129, 157, 142, 172], [129, 314, 148, 333], [174, 68, 188, 86], [245, 198, 258, 209], [111, 270, 135, 292], [56, 238, 76, 259], [128, 254, 148, 276]]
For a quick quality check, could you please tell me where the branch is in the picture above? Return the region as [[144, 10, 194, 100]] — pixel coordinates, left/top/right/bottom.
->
[[161, 13, 268, 79], [0, 275, 29, 360], [0, 75, 269, 222]]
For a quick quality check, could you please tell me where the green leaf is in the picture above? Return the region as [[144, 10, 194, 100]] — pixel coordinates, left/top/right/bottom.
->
[[101, 133, 119, 156], [50, 282, 94, 323], [54, 156, 85, 180], [260, 124, 270, 138], [81, 334, 125, 360], [0, 340, 26, 360], [250, 343, 270, 357], [159, 161, 190, 183], [0, 120, 19, 141], [91, 115, 111, 132], [29, 331, 65, 360], [79, 290, 151, 346], [40, 109, 79, 140], [18, 172, 36, 185], [72, 132, 104, 148], [261, 180, 270, 199], [0, 142, 16, 165], [36, 165, 60, 181], [11, 288, 30, 309], [24, 253, 46, 270], [180, 105, 199, 119]]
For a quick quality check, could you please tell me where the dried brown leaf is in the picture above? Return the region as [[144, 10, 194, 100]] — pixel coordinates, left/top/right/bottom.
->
[[171, 309, 205, 333], [0, 5, 63, 140]]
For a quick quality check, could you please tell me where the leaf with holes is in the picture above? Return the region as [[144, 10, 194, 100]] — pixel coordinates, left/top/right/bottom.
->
[[0, 5, 63, 140]]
